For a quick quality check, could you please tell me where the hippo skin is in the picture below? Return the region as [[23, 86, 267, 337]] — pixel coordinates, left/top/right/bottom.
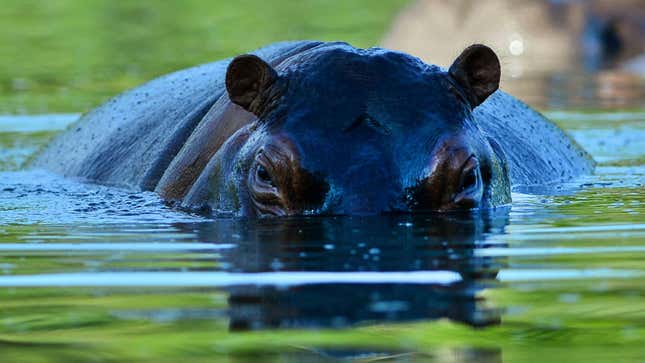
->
[[33, 41, 594, 217]]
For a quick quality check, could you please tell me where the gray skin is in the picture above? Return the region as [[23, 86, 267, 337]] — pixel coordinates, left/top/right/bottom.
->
[[33, 40, 594, 217]]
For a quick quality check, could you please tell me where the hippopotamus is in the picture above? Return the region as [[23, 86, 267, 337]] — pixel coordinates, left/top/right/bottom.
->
[[33, 41, 594, 217]]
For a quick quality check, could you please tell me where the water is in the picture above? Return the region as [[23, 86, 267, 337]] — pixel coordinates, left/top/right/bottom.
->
[[0, 108, 643, 362]]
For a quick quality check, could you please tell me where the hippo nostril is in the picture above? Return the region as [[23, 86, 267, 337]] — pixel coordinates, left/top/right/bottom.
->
[[458, 156, 480, 193], [460, 167, 478, 193], [452, 156, 483, 209]]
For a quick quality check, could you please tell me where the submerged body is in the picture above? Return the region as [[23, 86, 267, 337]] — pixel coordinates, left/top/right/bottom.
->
[[33, 41, 594, 216]]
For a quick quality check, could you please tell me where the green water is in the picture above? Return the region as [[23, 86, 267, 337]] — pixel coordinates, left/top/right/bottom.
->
[[1, 1, 645, 362]]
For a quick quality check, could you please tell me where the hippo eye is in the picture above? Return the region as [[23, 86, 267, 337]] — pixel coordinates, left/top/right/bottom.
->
[[256, 164, 274, 186]]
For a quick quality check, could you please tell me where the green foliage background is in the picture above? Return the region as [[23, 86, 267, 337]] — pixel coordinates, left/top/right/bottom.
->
[[0, 0, 409, 114]]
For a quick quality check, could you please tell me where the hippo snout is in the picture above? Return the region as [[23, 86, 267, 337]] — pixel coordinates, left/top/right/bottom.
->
[[408, 136, 490, 212]]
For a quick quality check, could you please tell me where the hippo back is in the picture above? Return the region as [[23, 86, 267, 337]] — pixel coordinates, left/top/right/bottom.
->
[[32, 41, 322, 190], [475, 91, 594, 186]]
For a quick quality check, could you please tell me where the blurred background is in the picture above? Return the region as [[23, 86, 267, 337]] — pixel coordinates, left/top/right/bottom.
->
[[0, 0, 408, 114], [384, 0, 645, 108], [1, 0, 643, 115]]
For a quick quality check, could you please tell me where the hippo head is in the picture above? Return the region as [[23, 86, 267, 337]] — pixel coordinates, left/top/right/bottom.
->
[[206, 43, 511, 216]]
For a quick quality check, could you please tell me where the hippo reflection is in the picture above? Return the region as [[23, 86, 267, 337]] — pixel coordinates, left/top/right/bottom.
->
[[34, 41, 593, 217], [177, 211, 509, 330]]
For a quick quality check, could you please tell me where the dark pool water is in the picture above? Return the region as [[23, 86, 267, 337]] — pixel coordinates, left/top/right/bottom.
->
[[0, 110, 644, 362]]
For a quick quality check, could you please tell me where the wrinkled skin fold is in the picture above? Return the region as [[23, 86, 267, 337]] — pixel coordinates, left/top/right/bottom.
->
[[33, 41, 594, 217]]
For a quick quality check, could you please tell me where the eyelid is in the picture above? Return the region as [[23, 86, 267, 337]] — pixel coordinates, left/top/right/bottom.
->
[[255, 149, 273, 169], [248, 160, 283, 214]]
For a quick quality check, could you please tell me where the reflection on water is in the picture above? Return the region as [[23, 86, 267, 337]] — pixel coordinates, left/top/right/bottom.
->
[[208, 214, 508, 330]]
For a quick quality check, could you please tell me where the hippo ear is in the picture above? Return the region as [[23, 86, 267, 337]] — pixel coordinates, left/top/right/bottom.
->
[[225, 54, 278, 115], [448, 44, 500, 108]]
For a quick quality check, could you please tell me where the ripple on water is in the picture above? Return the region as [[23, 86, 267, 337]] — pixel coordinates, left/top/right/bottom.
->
[[0, 111, 644, 361]]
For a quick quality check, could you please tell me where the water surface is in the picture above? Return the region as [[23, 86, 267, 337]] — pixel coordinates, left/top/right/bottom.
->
[[0, 110, 643, 362]]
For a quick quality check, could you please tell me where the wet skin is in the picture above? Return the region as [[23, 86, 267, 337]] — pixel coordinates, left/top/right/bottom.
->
[[204, 44, 509, 216], [33, 41, 594, 217]]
